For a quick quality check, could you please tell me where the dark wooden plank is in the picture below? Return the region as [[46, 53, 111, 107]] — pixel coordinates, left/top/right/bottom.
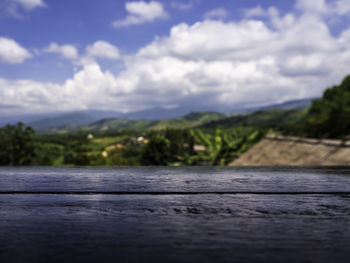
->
[[1, 167, 350, 262], [1, 167, 350, 192], [1, 194, 350, 263]]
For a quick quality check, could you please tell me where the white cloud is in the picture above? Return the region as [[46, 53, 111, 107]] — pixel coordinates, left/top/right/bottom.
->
[[42, 41, 121, 66], [2, 0, 350, 115], [112, 1, 168, 28], [204, 8, 228, 20], [86, 41, 120, 60], [138, 21, 274, 61], [0, 78, 59, 114], [0, 37, 31, 64], [107, 13, 350, 109], [0, 63, 130, 115], [244, 6, 296, 30], [171, 0, 199, 11], [44, 42, 78, 60]]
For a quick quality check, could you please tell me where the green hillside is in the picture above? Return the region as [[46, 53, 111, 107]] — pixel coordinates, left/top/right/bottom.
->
[[28, 112, 96, 131], [299, 75, 350, 139], [42, 111, 226, 134], [151, 111, 225, 130], [83, 118, 156, 132], [200, 108, 307, 130], [34, 108, 310, 135]]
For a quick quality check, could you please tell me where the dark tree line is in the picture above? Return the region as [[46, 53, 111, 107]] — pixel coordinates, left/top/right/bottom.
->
[[0, 123, 36, 165], [300, 75, 350, 139], [0, 123, 91, 166]]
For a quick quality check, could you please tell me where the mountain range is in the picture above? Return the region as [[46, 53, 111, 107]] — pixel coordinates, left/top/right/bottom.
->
[[0, 98, 315, 132]]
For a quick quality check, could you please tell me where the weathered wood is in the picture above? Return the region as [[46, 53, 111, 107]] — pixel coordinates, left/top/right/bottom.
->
[[1, 167, 350, 192], [0, 167, 350, 263]]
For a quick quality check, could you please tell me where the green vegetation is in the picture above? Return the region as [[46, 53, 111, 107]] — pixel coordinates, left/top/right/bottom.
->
[[296, 75, 350, 139], [84, 118, 156, 133], [0, 123, 36, 165], [34, 111, 225, 134], [200, 108, 307, 130], [0, 123, 264, 166], [151, 112, 225, 130], [190, 127, 264, 165]]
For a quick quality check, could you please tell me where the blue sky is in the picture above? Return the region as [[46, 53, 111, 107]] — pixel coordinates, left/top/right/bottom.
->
[[1, 0, 350, 116]]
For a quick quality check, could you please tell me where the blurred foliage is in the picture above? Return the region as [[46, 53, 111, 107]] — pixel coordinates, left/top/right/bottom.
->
[[141, 135, 171, 165], [298, 75, 350, 139], [0, 122, 270, 167], [105, 148, 142, 166], [33, 143, 63, 166], [0, 122, 36, 165], [200, 108, 307, 130], [191, 127, 264, 165], [63, 132, 91, 166], [139, 127, 264, 166], [141, 129, 195, 165]]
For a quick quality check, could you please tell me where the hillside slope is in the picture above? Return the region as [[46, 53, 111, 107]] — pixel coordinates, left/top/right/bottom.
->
[[34, 111, 227, 133], [151, 111, 225, 130], [84, 118, 156, 132], [230, 135, 350, 166], [200, 108, 307, 129], [28, 112, 97, 131], [298, 75, 350, 138]]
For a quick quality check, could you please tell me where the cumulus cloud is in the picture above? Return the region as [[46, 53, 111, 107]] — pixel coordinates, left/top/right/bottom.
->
[[42, 41, 121, 66], [112, 1, 168, 28], [2, 0, 350, 114], [86, 41, 120, 60], [0, 37, 32, 64], [204, 8, 228, 20], [244, 6, 296, 30], [0, 62, 139, 116], [43, 42, 79, 60], [118, 19, 341, 108]]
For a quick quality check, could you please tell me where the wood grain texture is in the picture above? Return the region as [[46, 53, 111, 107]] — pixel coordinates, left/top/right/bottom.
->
[[1, 166, 350, 192], [0, 167, 350, 263]]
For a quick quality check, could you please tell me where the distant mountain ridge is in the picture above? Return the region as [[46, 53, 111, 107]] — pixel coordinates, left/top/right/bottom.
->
[[200, 108, 307, 129], [42, 111, 225, 133], [0, 97, 315, 131], [28, 112, 97, 131]]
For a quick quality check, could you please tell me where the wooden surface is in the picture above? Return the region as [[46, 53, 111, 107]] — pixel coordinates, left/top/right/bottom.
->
[[1, 167, 350, 263]]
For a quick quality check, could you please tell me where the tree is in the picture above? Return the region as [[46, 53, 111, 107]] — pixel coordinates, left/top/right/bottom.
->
[[0, 122, 36, 165], [164, 128, 195, 159], [303, 75, 350, 138], [63, 133, 91, 165], [193, 127, 264, 165], [141, 135, 171, 165]]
